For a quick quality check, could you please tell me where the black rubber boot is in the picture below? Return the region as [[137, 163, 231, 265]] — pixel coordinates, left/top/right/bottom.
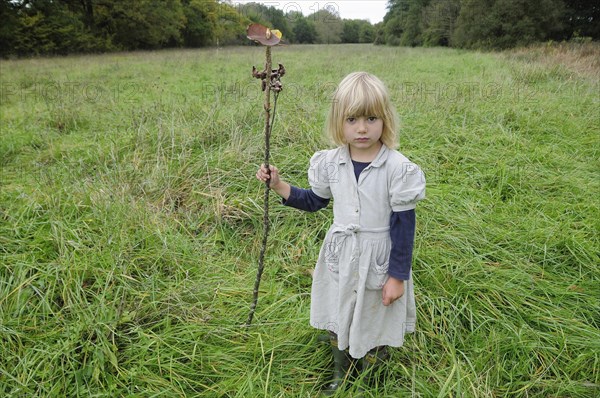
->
[[321, 335, 351, 396], [356, 346, 389, 396], [360, 346, 388, 371]]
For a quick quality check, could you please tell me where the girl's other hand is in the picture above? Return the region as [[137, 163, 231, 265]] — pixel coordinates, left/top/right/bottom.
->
[[256, 164, 281, 189], [382, 277, 405, 306]]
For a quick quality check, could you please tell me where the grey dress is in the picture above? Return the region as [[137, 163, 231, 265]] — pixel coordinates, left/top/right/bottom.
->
[[307, 144, 426, 359]]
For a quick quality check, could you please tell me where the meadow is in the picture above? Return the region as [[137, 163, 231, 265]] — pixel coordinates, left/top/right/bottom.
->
[[0, 43, 598, 397]]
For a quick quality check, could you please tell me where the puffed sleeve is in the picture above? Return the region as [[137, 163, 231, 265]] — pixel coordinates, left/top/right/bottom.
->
[[307, 150, 333, 199], [389, 162, 426, 211]]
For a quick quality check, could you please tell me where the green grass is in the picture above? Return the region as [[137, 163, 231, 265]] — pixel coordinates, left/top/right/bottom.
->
[[1, 44, 598, 397]]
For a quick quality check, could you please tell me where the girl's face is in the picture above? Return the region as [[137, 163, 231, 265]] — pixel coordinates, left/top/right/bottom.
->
[[343, 115, 384, 156]]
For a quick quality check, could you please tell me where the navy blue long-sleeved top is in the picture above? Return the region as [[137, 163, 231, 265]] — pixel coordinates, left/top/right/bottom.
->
[[282, 160, 415, 280]]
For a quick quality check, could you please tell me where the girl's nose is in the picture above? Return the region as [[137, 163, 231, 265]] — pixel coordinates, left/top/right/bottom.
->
[[357, 118, 367, 133]]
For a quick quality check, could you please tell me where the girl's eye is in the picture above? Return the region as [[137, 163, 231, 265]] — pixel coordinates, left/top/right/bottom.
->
[[346, 117, 356, 123], [367, 116, 378, 122]]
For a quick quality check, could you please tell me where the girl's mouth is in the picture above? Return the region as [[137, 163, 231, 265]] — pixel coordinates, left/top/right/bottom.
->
[[355, 138, 369, 141]]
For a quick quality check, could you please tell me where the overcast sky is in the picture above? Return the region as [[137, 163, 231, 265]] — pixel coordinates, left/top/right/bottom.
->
[[233, 1, 389, 24]]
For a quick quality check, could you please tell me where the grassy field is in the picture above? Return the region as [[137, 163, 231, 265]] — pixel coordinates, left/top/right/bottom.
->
[[1, 43, 598, 397]]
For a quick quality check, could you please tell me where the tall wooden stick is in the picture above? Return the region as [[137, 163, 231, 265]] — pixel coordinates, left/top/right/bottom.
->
[[246, 46, 272, 327]]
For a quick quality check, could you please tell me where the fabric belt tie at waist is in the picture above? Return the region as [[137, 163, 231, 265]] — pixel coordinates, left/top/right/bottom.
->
[[330, 224, 390, 259], [331, 223, 390, 235]]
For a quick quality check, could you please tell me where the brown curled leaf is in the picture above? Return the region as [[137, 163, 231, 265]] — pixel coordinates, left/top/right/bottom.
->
[[271, 81, 282, 92], [252, 66, 267, 79], [246, 23, 281, 46]]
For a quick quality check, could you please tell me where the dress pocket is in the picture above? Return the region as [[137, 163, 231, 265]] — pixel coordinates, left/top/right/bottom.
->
[[323, 238, 341, 274], [365, 252, 390, 290]]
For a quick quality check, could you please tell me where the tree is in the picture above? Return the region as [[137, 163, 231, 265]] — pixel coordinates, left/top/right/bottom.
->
[[0, 0, 21, 56], [421, 0, 460, 46], [381, 0, 590, 49], [212, 1, 248, 46], [373, 22, 386, 45], [292, 15, 317, 44], [452, 0, 493, 48], [399, 0, 430, 46], [309, 7, 343, 44], [342, 20, 360, 43], [358, 21, 375, 43], [381, 0, 430, 46], [181, 0, 217, 47], [561, 0, 600, 39], [341, 20, 374, 43], [101, 0, 185, 50], [5, 0, 111, 56], [452, 0, 565, 49]]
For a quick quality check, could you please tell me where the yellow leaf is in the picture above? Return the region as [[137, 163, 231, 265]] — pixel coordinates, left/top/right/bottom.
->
[[271, 29, 283, 39]]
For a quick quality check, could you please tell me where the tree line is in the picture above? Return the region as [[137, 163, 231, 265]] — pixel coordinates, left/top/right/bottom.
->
[[378, 0, 599, 49], [0, 0, 373, 57], [0, 0, 597, 57]]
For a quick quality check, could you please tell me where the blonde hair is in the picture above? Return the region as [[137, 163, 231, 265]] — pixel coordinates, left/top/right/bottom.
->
[[325, 72, 398, 149]]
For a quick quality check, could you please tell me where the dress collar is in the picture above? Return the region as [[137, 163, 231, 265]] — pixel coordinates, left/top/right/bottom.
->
[[338, 143, 389, 168]]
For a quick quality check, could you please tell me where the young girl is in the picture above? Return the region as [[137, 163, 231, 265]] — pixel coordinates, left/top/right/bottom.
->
[[256, 72, 425, 394]]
